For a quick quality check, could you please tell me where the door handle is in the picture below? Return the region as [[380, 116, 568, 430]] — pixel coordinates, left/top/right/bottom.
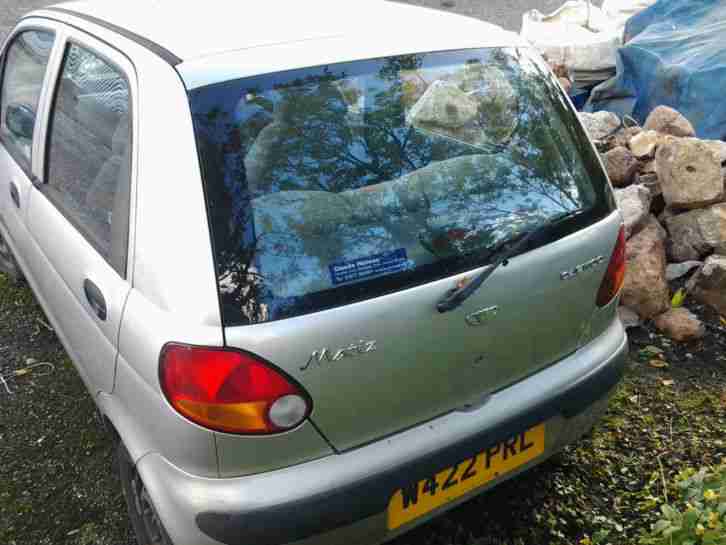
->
[[83, 279, 107, 321], [9, 182, 19, 209]]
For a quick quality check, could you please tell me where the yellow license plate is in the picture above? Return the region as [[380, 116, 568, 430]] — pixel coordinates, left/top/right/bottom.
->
[[387, 424, 545, 530]]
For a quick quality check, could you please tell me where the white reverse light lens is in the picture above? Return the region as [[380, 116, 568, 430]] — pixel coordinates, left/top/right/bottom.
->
[[268, 395, 308, 429]]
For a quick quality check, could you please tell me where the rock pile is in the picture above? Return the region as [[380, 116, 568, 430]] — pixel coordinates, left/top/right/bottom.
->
[[580, 106, 726, 342]]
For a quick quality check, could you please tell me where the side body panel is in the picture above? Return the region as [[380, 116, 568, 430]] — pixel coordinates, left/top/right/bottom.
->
[[0, 23, 105, 394], [0, 21, 57, 283], [59, 16, 225, 474], [15, 10, 336, 478], [111, 20, 334, 475], [23, 25, 135, 394]]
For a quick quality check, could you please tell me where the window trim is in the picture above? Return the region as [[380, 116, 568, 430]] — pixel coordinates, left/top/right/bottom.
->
[[41, 6, 182, 66], [0, 25, 57, 179], [40, 35, 135, 279]]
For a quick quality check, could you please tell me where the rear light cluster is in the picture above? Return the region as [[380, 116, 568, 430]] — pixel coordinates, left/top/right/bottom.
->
[[159, 344, 311, 435], [596, 225, 627, 307]]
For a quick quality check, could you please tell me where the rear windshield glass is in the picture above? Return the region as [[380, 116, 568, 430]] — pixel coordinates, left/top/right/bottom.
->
[[189, 48, 612, 326]]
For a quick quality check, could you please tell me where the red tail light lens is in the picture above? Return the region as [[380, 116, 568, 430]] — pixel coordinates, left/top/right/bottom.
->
[[159, 343, 311, 434], [596, 226, 627, 307]]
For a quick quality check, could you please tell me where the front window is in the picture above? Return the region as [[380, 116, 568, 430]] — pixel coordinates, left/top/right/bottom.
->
[[0, 30, 55, 170], [189, 48, 612, 326], [45, 43, 131, 276]]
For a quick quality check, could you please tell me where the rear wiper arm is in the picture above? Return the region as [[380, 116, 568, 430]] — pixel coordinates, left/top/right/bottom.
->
[[436, 209, 583, 314]]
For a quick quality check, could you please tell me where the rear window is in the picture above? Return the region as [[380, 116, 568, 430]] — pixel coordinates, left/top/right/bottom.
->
[[189, 48, 613, 326]]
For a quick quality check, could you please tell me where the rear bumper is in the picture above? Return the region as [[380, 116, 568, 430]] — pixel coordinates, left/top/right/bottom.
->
[[137, 318, 628, 545]]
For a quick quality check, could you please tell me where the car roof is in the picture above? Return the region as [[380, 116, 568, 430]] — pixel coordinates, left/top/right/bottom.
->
[[37, 0, 524, 64]]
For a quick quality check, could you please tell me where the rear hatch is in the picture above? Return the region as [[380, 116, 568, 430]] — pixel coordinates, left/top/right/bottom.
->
[[189, 47, 616, 451]]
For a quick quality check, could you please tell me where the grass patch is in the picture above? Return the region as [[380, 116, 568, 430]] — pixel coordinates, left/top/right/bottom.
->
[[0, 275, 132, 545]]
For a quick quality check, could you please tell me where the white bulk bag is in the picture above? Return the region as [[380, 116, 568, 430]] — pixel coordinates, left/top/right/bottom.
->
[[520, 1, 622, 75]]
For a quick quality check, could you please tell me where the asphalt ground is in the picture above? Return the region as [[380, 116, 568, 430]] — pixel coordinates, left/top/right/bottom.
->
[[1, 0, 570, 45], [1, 0, 49, 44], [396, 0, 568, 31]]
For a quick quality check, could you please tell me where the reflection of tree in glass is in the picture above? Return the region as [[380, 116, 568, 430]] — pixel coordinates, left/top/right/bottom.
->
[[191, 48, 600, 325]]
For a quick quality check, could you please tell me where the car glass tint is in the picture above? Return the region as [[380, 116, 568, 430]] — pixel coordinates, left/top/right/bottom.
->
[[45, 43, 131, 276], [0, 30, 54, 170], [189, 48, 612, 326]]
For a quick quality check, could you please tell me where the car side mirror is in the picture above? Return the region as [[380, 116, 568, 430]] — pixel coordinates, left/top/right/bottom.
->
[[5, 103, 35, 140]]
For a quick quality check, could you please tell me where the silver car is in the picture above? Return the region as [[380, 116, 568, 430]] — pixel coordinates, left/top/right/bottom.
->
[[0, 2, 627, 545]]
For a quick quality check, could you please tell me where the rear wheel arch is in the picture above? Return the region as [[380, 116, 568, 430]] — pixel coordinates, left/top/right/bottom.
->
[[117, 440, 174, 545], [96, 390, 152, 465]]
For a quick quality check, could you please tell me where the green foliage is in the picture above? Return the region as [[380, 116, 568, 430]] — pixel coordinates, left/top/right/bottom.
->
[[639, 463, 726, 545]]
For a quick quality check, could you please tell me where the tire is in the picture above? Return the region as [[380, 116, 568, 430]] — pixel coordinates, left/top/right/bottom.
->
[[117, 442, 174, 545], [0, 231, 23, 284]]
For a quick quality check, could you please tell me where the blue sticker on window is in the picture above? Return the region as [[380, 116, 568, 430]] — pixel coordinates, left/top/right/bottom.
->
[[330, 248, 409, 285]]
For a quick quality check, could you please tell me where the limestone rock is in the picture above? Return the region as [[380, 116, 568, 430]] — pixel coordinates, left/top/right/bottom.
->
[[407, 81, 478, 129], [610, 126, 642, 150], [604, 146, 639, 187], [579, 111, 621, 141], [618, 306, 642, 329], [638, 172, 661, 198], [655, 138, 724, 209], [665, 203, 726, 262], [644, 106, 696, 137], [686, 255, 726, 315], [471, 66, 519, 145], [615, 184, 652, 238], [641, 159, 657, 174], [400, 70, 428, 108], [659, 207, 677, 224], [621, 215, 670, 319], [696, 138, 726, 164], [653, 308, 705, 342], [629, 130, 660, 158]]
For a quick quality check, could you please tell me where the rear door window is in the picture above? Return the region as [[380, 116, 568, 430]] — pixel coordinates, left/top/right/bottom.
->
[[44, 42, 131, 276], [0, 30, 55, 171], [189, 48, 613, 325]]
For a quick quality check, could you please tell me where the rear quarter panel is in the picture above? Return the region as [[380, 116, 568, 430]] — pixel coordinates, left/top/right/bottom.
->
[[45, 13, 338, 476]]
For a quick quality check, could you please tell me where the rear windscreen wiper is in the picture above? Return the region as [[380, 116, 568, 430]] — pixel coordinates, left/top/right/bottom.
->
[[436, 209, 583, 314]]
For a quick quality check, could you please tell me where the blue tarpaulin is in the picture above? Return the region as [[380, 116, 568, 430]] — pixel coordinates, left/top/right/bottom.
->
[[586, 0, 726, 140]]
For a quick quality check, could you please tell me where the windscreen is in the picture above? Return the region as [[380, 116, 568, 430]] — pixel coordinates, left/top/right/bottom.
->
[[189, 48, 612, 326]]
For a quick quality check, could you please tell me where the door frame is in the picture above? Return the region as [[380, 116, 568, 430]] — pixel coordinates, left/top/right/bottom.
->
[[0, 19, 61, 200], [31, 19, 139, 283]]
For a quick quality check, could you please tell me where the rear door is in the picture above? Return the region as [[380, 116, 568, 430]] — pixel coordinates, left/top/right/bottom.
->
[[224, 215, 617, 452], [192, 47, 616, 451], [24, 29, 135, 393], [0, 27, 56, 277]]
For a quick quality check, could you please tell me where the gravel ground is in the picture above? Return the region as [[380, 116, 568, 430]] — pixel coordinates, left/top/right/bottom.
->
[[0, 278, 134, 545]]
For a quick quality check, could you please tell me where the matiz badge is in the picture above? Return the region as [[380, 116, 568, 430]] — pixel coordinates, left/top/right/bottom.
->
[[560, 256, 605, 281], [300, 340, 377, 371], [465, 306, 499, 327]]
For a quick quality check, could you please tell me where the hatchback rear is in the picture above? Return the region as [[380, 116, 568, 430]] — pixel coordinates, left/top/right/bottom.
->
[[4, 3, 627, 545], [187, 46, 621, 450], [144, 43, 631, 545]]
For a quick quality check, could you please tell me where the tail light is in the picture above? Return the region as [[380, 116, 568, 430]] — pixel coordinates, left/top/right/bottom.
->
[[596, 225, 627, 307], [159, 343, 311, 434]]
